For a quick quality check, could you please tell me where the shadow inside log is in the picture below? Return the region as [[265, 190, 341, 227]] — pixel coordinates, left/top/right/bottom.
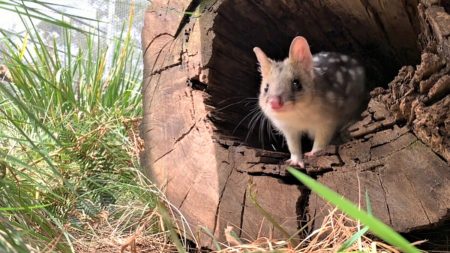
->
[[406, 219, 450, 251]]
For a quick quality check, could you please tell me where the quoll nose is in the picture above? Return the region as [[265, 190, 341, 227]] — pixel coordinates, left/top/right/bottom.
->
[[269, 96, 284, 110]]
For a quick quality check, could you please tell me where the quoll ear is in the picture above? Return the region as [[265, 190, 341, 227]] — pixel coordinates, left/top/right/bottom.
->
[[289, 36, 313, 72], [253, 47, 272, 77]]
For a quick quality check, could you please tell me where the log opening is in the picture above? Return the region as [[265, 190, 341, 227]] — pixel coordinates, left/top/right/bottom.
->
[[205, 0, 421, 152]]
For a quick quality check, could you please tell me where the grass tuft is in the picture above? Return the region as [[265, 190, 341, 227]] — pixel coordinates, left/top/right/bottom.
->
[[0, 5, 152, 252]]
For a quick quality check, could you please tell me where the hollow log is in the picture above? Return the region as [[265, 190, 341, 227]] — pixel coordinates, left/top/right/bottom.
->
[[141, 0, 450, 248]]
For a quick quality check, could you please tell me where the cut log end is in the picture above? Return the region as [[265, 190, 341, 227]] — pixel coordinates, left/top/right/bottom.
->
[[141, 0, 450, 249]]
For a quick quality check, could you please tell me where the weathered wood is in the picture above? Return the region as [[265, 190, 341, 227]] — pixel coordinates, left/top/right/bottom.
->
[[308, 1, 450, 233], [141, 0, 450, 248], [309, 131, 450, 232]]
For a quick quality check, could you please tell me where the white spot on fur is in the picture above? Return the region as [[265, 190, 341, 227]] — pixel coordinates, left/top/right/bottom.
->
[[356, 67, 364, 75], [326, 91, 335, 100], [336, 71, 344, 84], [341, 55, 349, 62], [314, 67, 325, 75], [313, 56, 319, 62], [329, 58, 338, 63], [349, 69, 356, 79]]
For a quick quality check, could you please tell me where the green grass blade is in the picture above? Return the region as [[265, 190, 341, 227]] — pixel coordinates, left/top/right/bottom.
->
[[0, 0, 92, 32], [365, 190, 373, 216], [287, 167, 421, 253], [200, 226, 222, 251], [338, 191, 372, 252], [0, 85, 60, 145], [338, 226, 369, 252], [248, 183, 291, 240], [0, 203, 51, 212], [157, 201, 187, 253]]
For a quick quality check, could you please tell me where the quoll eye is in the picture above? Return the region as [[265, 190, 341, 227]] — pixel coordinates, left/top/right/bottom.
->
[[292, 79, 302, 91], [264, 83, 269, 93]]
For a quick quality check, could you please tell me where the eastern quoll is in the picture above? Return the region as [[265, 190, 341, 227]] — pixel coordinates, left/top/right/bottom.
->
[[253, 36, 366, 167]]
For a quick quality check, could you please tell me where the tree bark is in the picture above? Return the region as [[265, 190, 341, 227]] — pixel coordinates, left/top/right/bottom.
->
[[141, 0, 450, 247]]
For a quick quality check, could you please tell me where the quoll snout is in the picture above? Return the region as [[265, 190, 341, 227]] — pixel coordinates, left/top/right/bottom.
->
[[269, 96, 283, 110]]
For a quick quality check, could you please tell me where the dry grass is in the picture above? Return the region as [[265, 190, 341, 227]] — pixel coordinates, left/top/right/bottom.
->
[[63, 139, 426, 253], [71, 207, 179, 253], [73, 232, 178, 253], [217, 208, 408, 253], [70, 125, 411, 253], [71, 202, 419, 253]]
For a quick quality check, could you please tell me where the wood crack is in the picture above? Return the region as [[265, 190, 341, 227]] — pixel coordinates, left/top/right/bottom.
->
[[143, 32, 173, 57], [174, 123, 196, 144], [377, 173, 393, 225], [146, 39, 178, 107], [239, 184, 247, 238], [212, 166, 235, 238], [179, 181, 193, 209], [149, 62, 182, 77], [404, 173, 433, 225], [189, 90, 196, 118], [154, 123, 197, 163], [173, 0, 203, 38], [153, 148, 175, 164]]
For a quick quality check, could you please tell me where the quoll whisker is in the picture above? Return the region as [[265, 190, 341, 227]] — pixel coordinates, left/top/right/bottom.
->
[[233, 107, 260, 135], [216, 97, 257, 112]]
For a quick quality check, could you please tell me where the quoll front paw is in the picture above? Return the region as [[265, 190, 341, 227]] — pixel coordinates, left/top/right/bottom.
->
[[304, 151, 316, 157], [305, 148, 324, 157], [286, 154, 304, 168]]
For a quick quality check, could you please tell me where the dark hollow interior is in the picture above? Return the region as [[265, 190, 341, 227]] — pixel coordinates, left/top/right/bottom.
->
[[406, 220, 450, 251], [205, 0, 421, 151]]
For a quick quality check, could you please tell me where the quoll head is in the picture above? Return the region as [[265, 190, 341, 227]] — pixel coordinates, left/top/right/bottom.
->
[[254, 36, 315, 114]]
